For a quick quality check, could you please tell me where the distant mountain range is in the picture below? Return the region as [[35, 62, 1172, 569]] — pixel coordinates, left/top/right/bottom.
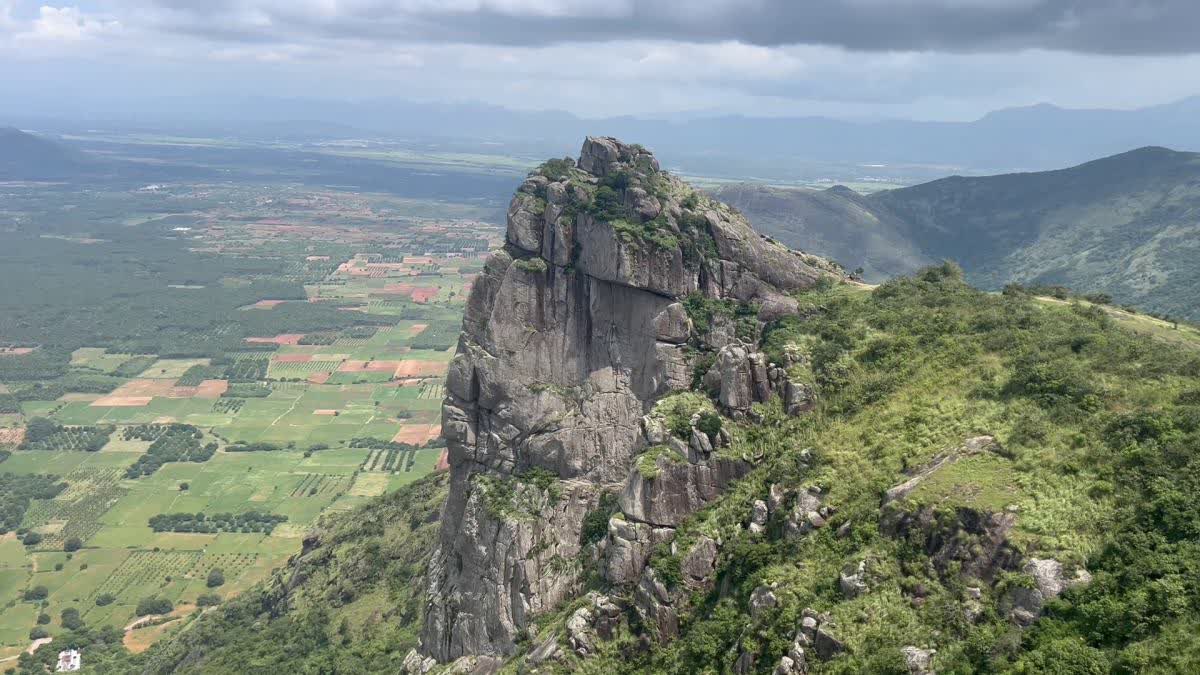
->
[[0, 127, 90, 180], [720, 146, 1200, 321], [8, 95, 1200, 178]]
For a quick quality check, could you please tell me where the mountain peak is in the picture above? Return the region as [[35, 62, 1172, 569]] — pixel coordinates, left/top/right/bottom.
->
[[422, 137, 839, 661], [578, 136, 661, 177]]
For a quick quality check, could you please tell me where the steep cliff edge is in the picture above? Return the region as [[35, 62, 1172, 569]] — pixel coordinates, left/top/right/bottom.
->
[[421, 137, 840, 661]]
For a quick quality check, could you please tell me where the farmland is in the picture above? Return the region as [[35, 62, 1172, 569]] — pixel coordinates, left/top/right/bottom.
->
[[0, 168, 501, 656]]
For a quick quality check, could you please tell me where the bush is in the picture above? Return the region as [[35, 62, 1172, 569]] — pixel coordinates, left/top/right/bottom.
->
[[196, 593, 222, 607], [63, 536, 82, 552], [29, 627, 48, 640], [60, 607, 84, 630], [135, 596, 173, 616], [23, 417, 60, 443], [206, 568, 226, 588], [36, 613, 50, 625], [696, 411, 723, 438], [95, 593, 116, 606]]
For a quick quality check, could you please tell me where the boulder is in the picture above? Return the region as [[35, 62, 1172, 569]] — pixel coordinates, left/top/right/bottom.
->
[[814, 627, 845, 660], [1007, 558, 1091, 626], [603, 517, 675, 586], [506, 192, 544, 253], [839, 560, 868, 599], [749, 499, 769, 535], [901, 646, 936, 675], [750, 585, 779, 620], [784, 380, 816, 416], [680, 536, 720, 588]]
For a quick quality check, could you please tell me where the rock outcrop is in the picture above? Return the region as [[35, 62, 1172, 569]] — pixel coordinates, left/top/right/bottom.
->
[[421, 137, 836, 661]]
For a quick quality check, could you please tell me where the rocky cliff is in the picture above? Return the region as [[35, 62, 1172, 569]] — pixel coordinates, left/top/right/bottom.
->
[[420, 137, 840, 661]]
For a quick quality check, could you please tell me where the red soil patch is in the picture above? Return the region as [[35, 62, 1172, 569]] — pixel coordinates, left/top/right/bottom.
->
[[403, 256, 434, 265], [410, 287, 439, 303], [0, 427, 26, 445], [408, 323, 429, 336], [247, 299, 286, 309], [339, 360, 400, 373], [307, 372, 332, 384], [92, 396, 152, 407], [435, 448, 450, 472], [194, 380, 228, 399], [393, 360, 449, 378], [380, 283, 415, 295], [274, 354, 313, 363], [392, 423, 442, 445], [312, 409, 338, 416], [0, 347, 35, 356], [92, 378, 176, 406], [245, 334, 305, 346], [306, 255, 331, 261], [167, 386, 199, 399]]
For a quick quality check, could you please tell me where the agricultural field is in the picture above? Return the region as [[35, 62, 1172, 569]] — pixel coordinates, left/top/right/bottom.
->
[[0, 177, 502, 655]]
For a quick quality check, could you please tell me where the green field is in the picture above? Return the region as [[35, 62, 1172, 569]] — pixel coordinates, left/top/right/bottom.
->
[[0, 179, 499, 654]]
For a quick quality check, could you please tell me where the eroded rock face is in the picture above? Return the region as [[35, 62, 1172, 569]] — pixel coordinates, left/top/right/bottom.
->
[[421, 137, 835, 661], [620, 455, 752, 528]]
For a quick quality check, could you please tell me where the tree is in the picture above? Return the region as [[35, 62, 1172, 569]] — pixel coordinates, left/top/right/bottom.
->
[[24, 417, 60, 443], [206, 568, 226, 588], [196, 593, 221, 607], [95, 593, 116, 606], [29, 627, 48, 640], [23, 586, 48, 601], [22, 531, 42, 546], [135, 596, 173, 616], [60, 608, 84, 631], [179, 482, 189, 491], [36, 613, 50, 625], [63, 536, 82, 552]]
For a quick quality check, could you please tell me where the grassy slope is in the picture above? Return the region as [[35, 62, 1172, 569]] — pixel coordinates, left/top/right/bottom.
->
[[872, 147, 1200, 321], [726, 147, 1200, 321], [44, 269, 1200, 674], [10, 471, 447, 674], [546, 269, 1200, 674], [709, 184, 931, 282]]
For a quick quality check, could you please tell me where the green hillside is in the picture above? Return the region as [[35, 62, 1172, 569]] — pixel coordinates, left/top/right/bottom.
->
[[710, 184, 931, 281], [0, 128, 88, 180], [73, 267, 1200, 674], [727, 147, 1200, 320]]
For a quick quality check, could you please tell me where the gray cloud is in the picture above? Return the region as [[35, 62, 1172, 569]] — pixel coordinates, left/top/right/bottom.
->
[[136, 0, 1200, 54]]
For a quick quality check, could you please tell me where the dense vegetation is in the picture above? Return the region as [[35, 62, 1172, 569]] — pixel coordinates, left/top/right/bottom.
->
[[124, 424, 216, 477], [573, 267, 1200, 674], [0, 233, 389, 379], [0, 473, 66, 533], [148, 511, 288, 535], [20, 418, 113, 452]]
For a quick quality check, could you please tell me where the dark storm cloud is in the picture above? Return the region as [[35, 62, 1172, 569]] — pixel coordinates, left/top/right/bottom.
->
[[140, 0, 1200, 54]]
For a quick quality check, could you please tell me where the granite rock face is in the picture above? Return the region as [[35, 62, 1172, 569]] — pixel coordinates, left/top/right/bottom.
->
[[421, 137, 836, 661]]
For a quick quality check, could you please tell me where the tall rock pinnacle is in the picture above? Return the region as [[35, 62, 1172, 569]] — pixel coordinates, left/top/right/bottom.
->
[[421, 137, 839, 661]]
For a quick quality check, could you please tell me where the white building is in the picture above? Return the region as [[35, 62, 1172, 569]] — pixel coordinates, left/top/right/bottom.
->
[[56, 649, 81, 672]]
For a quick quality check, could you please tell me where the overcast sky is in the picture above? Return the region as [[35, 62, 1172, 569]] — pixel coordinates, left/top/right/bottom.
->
[[3, 0, 1200, 121]]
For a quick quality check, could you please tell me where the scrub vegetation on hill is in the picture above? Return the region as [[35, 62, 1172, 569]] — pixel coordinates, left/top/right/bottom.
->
[[105, 266, 1200, 674]]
